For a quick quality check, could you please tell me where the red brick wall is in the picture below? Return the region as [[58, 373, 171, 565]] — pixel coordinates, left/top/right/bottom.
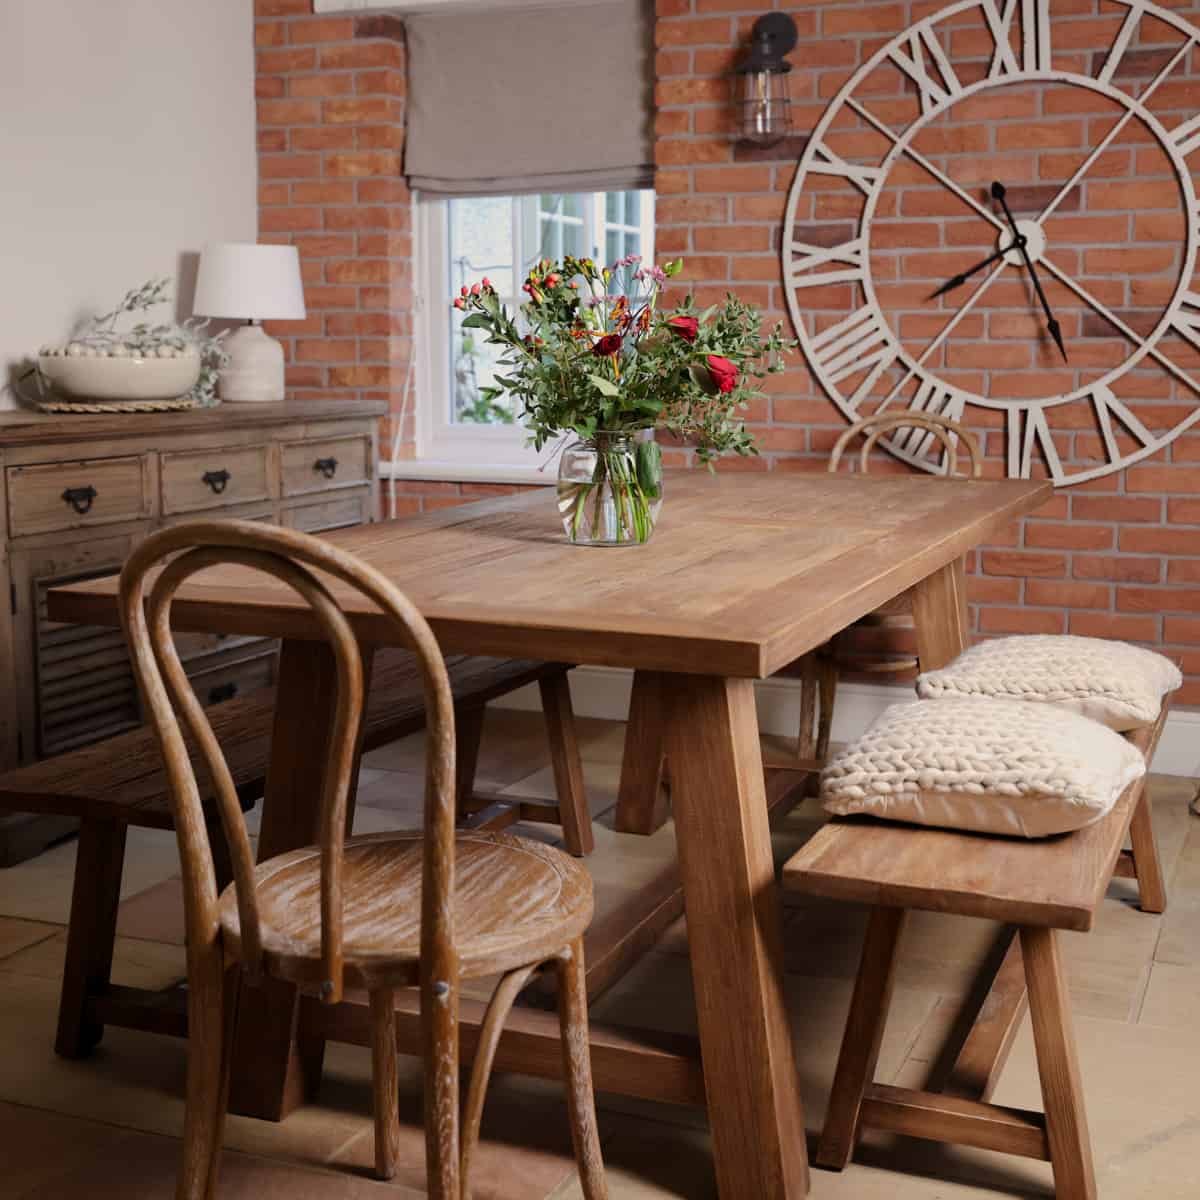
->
[[255, 0, 1200, 705], [654, 0, 1200, 704], [254, 0, 412, 462]]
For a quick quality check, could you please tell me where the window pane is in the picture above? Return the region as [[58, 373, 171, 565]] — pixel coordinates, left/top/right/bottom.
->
[[606, 230, 623, 266], [448, 197, 514, 298], [624, 190, 640, 226], [606, 192, 620, 224]]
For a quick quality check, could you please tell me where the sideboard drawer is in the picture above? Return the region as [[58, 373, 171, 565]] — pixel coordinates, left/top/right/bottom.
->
[[281, 435, 370, 497], [283, 488, 372, 533], [161, 444, 271, 514], [7, 456, 150, 537]]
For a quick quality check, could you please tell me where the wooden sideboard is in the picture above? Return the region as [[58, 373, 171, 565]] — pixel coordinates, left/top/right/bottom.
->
[[0, 398, 385, 864]]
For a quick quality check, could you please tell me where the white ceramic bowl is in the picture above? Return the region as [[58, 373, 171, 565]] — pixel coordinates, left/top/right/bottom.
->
[[38, 348, 201, 401]]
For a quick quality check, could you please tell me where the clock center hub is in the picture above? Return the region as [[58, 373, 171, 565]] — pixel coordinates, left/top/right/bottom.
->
[[998, 219, 1047, 266]]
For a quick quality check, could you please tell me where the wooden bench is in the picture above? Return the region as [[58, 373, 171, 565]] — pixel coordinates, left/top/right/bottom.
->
[[782, 706, 1169, 1200], [0, 650, 591, 1060]]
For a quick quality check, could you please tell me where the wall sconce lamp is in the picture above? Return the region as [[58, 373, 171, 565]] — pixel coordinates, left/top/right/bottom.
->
[[734, 12, 797, 147]]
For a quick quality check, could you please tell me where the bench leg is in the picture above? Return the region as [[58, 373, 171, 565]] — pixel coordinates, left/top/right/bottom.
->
[[816, 905, 908, 1170], [615, 670, 670, 835], [539, 673, 594, 857], [1127, 787, 1167, 914], [56, 819, 127, 1058], [1021, 926, 1097, 1200]]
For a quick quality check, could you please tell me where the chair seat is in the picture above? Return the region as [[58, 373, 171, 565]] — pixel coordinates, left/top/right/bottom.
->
[[219, 830, 593, 990]]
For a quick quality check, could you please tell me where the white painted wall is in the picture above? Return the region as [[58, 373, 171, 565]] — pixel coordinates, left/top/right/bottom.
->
[[0, 0, 256, 409]]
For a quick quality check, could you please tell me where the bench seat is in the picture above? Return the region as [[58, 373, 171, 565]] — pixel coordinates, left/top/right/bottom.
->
[[0, 649, 591, 1060], [0, 650, 569, 831], [782, 705, 1169, 1200]]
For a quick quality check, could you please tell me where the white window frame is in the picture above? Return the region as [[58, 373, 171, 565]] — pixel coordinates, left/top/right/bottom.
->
[[404, 189, 654, 480]]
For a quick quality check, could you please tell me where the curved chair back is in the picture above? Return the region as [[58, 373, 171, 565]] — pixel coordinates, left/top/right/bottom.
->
[[118, 520, 457, 1007], [829, 411, 982, 478]]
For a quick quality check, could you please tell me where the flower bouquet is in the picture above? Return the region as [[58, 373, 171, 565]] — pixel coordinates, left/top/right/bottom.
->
[[454, 255, 792, 545]]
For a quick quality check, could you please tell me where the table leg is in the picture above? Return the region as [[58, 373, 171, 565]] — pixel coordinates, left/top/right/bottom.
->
[[663, 673, 810, 1200], [911, 555, 971, 671], [615, 670, 670, 835], [227, 638, 343, 1120]]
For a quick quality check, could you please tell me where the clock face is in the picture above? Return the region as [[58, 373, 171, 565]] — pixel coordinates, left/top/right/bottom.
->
[[783, 0, 1200, 484]]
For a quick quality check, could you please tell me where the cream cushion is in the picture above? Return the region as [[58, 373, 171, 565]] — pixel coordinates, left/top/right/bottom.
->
[[916, 634, 1181, 731], [821, 698, 1146, 839]]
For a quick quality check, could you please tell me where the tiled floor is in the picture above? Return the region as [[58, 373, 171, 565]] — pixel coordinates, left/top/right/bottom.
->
[[1, 708, 1198, 1198]]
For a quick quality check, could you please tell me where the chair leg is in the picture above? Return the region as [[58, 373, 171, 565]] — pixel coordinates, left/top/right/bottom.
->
[[1127, 787, 1167, 914], [461, 964, 540, 1187], [556, 938, 608, 1200], [56, 819, 126, 1059], [815, 906, 908, 1171], [369, 988, 401, 1181], [539, 673, 594, 857], [1020, 926, 1097, 1200], [455, 705, 486, 824], [177, 946, 232, 1200], [422, 971, 460, 1200], [615, 670, 670, 836]]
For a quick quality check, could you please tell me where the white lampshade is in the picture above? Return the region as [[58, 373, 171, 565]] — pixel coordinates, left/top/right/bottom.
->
[[193, 243, 306, 321]]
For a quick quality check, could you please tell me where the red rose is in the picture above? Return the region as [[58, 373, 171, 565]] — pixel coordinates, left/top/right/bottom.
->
[[592, 334, 622, 357], [667, 315, 699, 343], [706, 354, 739, 393]]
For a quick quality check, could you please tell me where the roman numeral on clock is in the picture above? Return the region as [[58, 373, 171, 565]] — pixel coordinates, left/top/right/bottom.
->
[[1089, 384, 1157, 464], [808, 307, 899, 410], [887, 379, 968, 462], [1168, 289, 1200, 352], [1169, 113, 1200, 158], [1096, 1, 1145, 85], [1007, 406, 1064, 482], [981, 0, 1051, 77], [787, 237, 866, 288], [888, 27, 963, 115], [806, 142, 883, 197]]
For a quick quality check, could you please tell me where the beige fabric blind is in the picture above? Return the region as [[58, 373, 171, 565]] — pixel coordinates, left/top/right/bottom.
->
[[404, 0, 654, 196]]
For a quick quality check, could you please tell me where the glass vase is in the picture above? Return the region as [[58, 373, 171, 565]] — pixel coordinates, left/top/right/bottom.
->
[[556, 433, 663, 546]]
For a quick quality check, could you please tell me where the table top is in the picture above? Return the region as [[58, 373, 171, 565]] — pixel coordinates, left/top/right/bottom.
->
[[49, 470, 1050, 678]]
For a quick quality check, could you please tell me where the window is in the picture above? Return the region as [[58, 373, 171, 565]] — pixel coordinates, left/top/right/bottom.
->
[[412, 189, 655, 473]]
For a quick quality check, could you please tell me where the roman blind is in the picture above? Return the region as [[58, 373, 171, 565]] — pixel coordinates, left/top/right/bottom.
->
[[404, 0, 654, 196]]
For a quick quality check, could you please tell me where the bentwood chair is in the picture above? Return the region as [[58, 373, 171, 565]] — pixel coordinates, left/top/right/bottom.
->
[[788, 411, 983, 771], [119, 520, 607, 1200]]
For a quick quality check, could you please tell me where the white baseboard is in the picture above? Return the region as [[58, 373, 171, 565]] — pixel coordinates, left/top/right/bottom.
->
[[493, 665, 1200, 779]]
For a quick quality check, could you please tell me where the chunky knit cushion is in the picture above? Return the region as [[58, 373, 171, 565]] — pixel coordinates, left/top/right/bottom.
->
[[821, 698, 1146, 838], [916, 635, 1181, 731]]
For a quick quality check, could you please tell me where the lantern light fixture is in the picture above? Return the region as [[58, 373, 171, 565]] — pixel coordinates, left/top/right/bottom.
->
[[733, 12, 797, 147]]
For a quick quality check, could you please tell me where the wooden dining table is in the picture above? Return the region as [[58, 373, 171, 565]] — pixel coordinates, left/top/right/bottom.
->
[[49, 468, 1050, 1200]]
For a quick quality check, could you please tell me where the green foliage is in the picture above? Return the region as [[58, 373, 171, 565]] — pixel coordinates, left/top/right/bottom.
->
[[453, 255, 795, 465]]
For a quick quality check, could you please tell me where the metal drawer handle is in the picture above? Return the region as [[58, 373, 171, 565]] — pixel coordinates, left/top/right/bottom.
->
[[208, 681, 238, 705], [202, 469, 231, 495], [314, 456, 338, 479], [62, 485, 98, 515]]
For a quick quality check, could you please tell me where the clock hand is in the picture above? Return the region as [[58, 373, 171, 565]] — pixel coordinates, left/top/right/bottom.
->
[[928, 237, 1024, 299], [991, 181, 1068, 363]]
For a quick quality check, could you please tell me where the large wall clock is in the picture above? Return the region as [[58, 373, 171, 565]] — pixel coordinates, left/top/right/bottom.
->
[[782, 0, 1200, 485]]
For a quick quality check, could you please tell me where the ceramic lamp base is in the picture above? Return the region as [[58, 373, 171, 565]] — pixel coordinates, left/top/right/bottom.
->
[[218, 323, 285, 403]]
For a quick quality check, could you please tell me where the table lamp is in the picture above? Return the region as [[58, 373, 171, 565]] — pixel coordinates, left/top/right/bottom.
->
[[192, 243, 306, 403]]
